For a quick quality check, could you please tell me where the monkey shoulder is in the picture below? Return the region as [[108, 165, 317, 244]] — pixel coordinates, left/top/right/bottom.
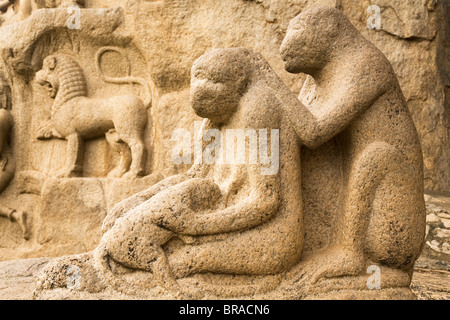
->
[[240, 84, 282, 129], [341, 48, 395, 103]]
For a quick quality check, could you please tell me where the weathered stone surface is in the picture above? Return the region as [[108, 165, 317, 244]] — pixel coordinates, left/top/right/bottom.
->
[[411, 269, 450, 300], [0, 257, 50, 300], [33, 8, 428, 300], [422, 193, 450, 258], [0, 0, 447, 301], [340, 0, 450, 192], [0, 195, 448, 300], [37, 178, 107, 257]]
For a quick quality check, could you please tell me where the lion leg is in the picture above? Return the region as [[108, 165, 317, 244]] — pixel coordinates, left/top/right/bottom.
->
[[122, 138, 146, 179], [57, 133, 83, 178], [105, 129, 131, 178]]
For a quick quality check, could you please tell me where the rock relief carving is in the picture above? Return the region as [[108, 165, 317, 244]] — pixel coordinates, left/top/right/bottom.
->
[[35, 50, 151, 178], [6, 6, 425, 300], [0, 71, 30, 239]]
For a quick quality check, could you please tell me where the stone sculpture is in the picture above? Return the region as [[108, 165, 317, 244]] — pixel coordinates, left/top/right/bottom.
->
[[96, 47, 302, 288], [0, 3, 159, 259], [34, 5, 427, 297], [0, 71, 30, 239], [35, 47, 304, 298], [277, 6, 426, 281], [35, 52, 150, 178]]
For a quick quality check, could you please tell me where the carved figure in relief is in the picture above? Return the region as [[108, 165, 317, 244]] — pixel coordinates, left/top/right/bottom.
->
[[35, 53, 151, 178], [32, 8, 428, 300], [0, 71, 29, 239]]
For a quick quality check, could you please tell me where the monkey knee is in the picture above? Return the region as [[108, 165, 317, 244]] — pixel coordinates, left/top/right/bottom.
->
[[105, 220, 171, 270], [104, 223, 131, 260], [365, 208, 424, 269], [365, 241, 420, 269], [356, 142, 404, 173]]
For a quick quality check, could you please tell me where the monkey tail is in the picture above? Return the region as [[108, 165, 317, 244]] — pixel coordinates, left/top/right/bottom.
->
[[93, 239, 183, 298], [93, 240, 145, 296], [95, 46, 152, 109]]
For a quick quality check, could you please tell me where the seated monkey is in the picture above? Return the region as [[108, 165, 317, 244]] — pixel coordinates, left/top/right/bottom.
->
[[277, 7, 426, 281], [95, 47, 304, 289]]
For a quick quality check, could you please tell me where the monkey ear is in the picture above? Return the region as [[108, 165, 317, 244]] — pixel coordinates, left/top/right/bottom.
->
[[47, 57, 57, 70]]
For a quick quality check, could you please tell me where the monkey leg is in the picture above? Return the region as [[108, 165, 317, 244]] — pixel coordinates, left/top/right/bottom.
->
[[103, 178, 221, 286], [365, 165, 425, 270], [57, 133, 84, 178], [104, 206, 177, 287], [167, 224, 302, 279], [105, 129, 131, 178], [312, 141, 425, 282]]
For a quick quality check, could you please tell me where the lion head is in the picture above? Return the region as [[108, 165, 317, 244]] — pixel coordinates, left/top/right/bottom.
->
[[35, 54, 87, 104]]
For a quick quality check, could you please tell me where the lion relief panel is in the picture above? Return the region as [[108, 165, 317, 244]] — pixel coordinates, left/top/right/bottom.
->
[[31, 46, 155, 179]]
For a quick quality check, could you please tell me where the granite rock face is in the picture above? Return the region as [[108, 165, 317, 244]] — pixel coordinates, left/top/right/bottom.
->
[[34, 8, 427, 299], [0, 0, 446, 300], [340, 0, 450, 192]]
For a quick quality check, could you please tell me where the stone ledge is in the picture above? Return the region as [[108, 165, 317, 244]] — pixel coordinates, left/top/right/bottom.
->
[[0, 256, 448, 300]]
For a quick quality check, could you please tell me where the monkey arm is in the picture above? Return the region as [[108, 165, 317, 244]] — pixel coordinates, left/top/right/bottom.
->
[[282, 86, 386, 149], [179, 193, 279, 235], [169, 166, 280, 236], [101, 173, 190, 234], [273, 68, 388, 149]]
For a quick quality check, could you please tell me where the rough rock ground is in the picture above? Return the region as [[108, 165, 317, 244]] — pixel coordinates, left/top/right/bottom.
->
[[0, 254, 447, 300], [1, 193, 449, 300]]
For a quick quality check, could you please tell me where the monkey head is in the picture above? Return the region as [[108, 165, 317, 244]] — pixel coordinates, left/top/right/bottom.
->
[[280, 7, 347, 75], [190, 48, 251, 125]]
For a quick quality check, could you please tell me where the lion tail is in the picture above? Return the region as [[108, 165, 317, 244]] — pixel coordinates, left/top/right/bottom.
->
[[95, 46, 152, 109]]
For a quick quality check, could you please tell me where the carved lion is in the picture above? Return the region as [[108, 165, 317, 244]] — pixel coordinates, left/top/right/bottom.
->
[[35, 53, 149, 179]]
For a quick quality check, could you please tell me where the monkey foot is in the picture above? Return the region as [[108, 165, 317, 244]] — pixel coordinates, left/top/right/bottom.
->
[[311, 246, 365, 283], [34, 251, 107, 298]]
